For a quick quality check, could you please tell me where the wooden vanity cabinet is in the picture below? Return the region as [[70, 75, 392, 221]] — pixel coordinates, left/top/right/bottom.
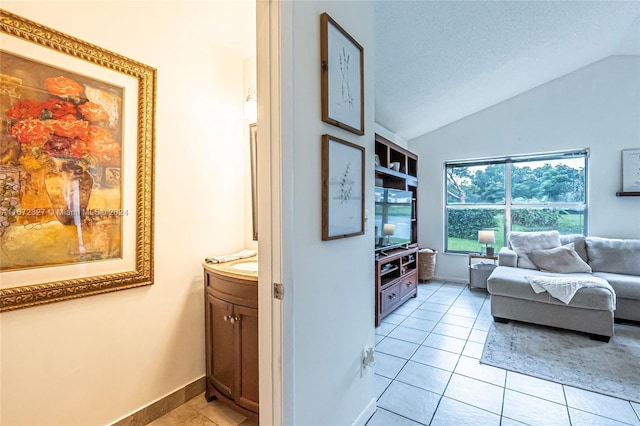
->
[[204, 268, 258, 421]]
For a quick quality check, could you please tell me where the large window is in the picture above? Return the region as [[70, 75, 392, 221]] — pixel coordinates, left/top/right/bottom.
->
[[445, 150, 588, 253]]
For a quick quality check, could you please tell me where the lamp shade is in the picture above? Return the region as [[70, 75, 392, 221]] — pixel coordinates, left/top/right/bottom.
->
[[382, 223, 396, 236], [478, 230, 496, 244]]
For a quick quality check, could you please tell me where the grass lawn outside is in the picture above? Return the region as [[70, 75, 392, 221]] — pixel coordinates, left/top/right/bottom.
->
[[446, 211, 584, 253]]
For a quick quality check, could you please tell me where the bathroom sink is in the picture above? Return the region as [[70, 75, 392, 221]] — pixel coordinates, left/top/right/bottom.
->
[[231, 261, 259, 272]]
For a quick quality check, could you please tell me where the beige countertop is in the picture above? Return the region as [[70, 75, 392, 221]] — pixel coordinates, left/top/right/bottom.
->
[[203, 256, 258, 282]]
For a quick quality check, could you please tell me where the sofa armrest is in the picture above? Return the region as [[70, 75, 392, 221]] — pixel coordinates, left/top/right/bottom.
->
[[498, 247, 517, 267]]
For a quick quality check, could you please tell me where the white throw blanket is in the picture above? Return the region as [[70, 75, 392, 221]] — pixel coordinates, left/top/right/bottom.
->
[[205, 249, 257, 264], [525, 275, 616, 307]]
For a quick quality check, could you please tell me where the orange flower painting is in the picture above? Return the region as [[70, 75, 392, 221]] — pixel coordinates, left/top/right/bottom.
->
[[45, 76, 84, 99], [0, 51, 125, 271]]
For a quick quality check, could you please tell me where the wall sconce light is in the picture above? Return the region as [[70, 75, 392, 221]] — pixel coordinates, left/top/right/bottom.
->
[[478, 229, 496, 256], [244, 87, 257, 123]]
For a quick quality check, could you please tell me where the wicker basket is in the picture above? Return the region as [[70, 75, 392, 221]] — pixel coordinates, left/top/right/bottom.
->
[[418, 248, 437, 281]]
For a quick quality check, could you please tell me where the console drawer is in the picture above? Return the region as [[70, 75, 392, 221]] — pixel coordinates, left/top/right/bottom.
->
[[399, 271, 418, 299], [380, 283, 401, 317]]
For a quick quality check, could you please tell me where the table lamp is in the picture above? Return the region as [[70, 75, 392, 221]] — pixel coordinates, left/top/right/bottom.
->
[[478, 230, 496, 256], [383, 223, 395, 245]]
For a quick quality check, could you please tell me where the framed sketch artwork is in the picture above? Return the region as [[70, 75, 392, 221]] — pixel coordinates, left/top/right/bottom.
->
[[0, 10, 156, 311], [622, 149, 640, 192], [320, 13, 364, 136], [322, 135, 364, 240]]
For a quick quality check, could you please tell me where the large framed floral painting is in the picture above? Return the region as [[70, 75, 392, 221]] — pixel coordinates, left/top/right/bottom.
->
[[0, 10, 156, 311]]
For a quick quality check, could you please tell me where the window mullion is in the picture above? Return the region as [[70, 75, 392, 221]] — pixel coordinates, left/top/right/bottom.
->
[[511, 203, 586, 209], [504, 161, 512, 245]]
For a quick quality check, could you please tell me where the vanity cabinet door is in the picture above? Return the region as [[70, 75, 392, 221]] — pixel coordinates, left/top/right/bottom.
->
[[206, 293, 235, 398], [235, 305, 259, 413], [204, 267, 259, 421]]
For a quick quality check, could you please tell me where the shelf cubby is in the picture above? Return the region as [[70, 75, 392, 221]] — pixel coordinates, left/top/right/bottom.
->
[[374, 134, 419, 326]]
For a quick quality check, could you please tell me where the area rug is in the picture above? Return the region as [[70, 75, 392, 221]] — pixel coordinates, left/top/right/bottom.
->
[[480, 321, 640, 403]]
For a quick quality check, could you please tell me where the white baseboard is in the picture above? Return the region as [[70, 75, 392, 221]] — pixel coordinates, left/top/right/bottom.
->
[[432, 275, 468, 285], [352, 398, 377, 426]]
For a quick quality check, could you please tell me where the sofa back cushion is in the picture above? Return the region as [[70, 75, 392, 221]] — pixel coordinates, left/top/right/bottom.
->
[[586, 237, 640, 275], [508, 230, 562, 269], [560, 234, 588, 263]]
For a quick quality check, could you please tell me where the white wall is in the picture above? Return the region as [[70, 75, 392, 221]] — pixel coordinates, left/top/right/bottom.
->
[[243, 55, 258, 251], [0, 2, 248, 424], [374, 122, 408, 149], [279, 2, 376, 425], [410, 55, 640, 282]]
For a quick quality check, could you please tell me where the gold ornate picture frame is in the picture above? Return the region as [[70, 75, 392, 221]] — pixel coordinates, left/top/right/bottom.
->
[[0, 10, 156, 311]]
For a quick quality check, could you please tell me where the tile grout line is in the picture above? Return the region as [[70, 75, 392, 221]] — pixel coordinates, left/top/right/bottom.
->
[[375, 407, 430, 426], [418, 281, 464, 425], [375, 282, 640, 425], [563, 386, 573, 426], [376, 283, 441, 423], [376, 281, 456, 424], [427, 282, 489, 425]]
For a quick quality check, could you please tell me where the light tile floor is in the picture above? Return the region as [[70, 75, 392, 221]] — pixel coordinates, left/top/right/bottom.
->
[[150, 281, 640, 426], [368, 282, 640, 426], [147, 394, 257, 426]]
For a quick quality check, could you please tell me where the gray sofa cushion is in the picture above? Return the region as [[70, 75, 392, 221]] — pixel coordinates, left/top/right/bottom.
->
[[508, 230, 562, 269], [593, 271, 640, 300], [487, 266, 614, 311], [586, 237, 640, 275], [529, 245, 592, 273]]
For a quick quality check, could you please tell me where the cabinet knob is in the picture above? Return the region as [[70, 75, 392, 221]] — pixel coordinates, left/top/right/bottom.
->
[[223, 315, 231, 322], [388, 293, 397, 300], [229, 316, 240, 324]]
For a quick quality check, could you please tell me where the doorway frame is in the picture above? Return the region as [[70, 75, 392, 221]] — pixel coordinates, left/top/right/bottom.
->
[[256, 1, 290, 424]]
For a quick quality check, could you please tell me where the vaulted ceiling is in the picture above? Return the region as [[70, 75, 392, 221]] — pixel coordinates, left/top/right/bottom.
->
[[374, 1, 640, 141], [207, 1, 639, 141]]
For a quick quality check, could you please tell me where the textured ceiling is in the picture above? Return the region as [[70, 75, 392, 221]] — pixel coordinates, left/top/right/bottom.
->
[[374, 1, 640, 140]]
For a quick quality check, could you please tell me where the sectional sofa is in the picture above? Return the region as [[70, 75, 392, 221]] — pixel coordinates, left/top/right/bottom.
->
[[486, 231, 640, 342]]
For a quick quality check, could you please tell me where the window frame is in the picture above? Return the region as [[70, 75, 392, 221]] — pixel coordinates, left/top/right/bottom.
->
[[444, 150, 589, 254]]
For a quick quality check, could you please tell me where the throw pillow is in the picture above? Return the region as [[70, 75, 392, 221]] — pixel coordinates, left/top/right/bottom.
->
[[508, 230, 562, 269], [529, 245, 592, 273], [560, 234, 588, 263]]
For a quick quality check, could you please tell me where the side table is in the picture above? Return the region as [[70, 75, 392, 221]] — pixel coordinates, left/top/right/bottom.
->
[[468, 254, 498, 289]]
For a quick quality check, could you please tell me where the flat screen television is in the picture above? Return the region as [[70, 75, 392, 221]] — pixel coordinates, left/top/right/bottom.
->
[[375, 187, 413, 252]]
